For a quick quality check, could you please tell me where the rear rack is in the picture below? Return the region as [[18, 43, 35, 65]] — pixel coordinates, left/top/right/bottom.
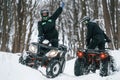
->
[[78, 48, 109, 54]]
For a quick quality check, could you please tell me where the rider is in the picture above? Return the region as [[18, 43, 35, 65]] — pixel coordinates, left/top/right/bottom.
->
[[81, 16, 111, 50], [38, 1, 64, 47]]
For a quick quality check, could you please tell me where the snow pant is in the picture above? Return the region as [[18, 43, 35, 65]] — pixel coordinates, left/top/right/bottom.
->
[[88, 39, 105, 50], [44, 32, 58, 47], [50, 39, 58, 47]]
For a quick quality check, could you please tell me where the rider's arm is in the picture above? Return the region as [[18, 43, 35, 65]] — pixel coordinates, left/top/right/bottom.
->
[[50, 7, 63, 20], [38, 21, 43, 37], [86, 24, 93, 46], [103, 32, 111, 42]]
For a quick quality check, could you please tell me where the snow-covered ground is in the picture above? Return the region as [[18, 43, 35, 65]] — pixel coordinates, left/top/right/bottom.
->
[[0, 50, 120, 80]]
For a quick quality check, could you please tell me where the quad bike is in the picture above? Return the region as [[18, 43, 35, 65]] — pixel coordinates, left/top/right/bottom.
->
[[74, 49, 116, 77], [19, 40, 67, 78]]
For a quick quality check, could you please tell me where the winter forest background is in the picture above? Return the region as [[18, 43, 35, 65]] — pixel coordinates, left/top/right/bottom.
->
[[0, 0, 120, 57]]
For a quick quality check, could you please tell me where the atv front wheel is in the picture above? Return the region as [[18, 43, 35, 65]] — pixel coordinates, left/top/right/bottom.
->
[[19, 56, 26, 65], [60, 58, 66, 73], [46, 60, 61, 78]]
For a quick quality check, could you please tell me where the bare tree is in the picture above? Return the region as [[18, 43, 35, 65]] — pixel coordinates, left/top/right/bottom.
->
[[116, 0, 120, 48], [0, 0, 39, 53], [1, 0, 9, 51], [1, 0, 120, 54], [102, 0, 114, 49], [93, 0, 98, 19]]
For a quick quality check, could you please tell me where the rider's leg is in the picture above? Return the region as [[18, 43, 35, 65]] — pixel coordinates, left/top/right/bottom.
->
[[88, 39, 99, 49]]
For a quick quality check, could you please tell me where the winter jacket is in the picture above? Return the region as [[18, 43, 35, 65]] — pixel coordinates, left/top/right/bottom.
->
[[86, 22, 108, 46], [38, 7, 63, 40]]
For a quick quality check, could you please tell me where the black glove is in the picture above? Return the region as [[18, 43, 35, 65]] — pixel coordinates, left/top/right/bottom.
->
[[38, 36, 44, 43]]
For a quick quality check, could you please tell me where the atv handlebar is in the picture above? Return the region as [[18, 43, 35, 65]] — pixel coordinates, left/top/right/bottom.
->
[[38, 43, 67, 51], [38, 43, 58, 50]]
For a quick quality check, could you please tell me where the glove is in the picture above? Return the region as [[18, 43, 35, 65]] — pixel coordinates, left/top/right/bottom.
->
[[38, 36, 44, 43], [60, 1, 65, 8]]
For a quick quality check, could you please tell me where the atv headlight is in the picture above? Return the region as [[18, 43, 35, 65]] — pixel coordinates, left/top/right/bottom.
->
[[29, 44, 38, 54], [46, 50, 59, 58], [42, 39, 49, 45]]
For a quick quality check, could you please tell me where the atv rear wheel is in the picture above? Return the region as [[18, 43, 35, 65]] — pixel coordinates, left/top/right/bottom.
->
[[19, 56, 24, 64], [100, 58, 109, 76], [91, 62, 97, 73], [74, 58, 85, 76], [46, 60, 61, 78]]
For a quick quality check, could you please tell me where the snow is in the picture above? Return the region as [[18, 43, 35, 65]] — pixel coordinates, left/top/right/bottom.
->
[[0, 50, 120, 80]]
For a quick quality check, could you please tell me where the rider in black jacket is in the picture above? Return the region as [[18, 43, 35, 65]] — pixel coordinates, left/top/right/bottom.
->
[[38, 2, 64, 47], [81, 16, 111, 50]]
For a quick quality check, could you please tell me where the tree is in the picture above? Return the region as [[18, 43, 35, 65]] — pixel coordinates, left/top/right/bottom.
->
[[1, 0, 9, 51], [0, 0, 39, 53], [116, 0, 120, 48], [102, 0, 114, 49], [0, 0, 120, 54]]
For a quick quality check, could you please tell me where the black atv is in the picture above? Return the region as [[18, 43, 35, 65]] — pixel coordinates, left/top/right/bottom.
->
[[19, 40, 67, 78], [74, 49, 116, 77]]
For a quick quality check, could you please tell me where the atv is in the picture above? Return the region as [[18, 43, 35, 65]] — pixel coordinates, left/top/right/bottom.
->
[[74, 49, 116, 77], [19, 39, 67, 78]]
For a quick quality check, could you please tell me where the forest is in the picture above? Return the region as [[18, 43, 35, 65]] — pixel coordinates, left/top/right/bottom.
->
[[0, 0, 120, 57]]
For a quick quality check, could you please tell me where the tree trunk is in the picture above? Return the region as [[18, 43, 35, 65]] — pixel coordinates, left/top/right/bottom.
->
[[116, 0, 120, 48], [12, 0, 18, 53], [102, 0, 114, 49], [81, 0, 87, 49], [109, 0, 118, 49], [93, 0, 98, 19], [1, 0, 8, 51]]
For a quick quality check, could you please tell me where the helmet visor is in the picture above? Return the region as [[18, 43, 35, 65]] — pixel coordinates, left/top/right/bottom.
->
[[80, 16, 90, 23]]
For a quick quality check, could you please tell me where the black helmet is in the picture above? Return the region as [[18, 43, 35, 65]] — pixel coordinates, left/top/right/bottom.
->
[[40, 9, 49, 17], [81, 16, 90, 23]]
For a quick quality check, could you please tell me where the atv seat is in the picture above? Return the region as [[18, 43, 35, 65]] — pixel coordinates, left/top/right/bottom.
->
[[85, 49, 106, 54]]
